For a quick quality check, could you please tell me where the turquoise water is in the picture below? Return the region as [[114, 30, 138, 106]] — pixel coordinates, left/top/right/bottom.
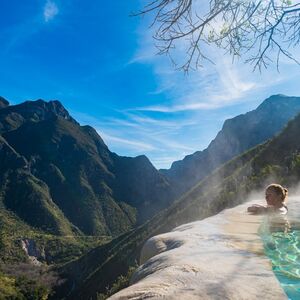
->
[[260, 201, 300, 300]]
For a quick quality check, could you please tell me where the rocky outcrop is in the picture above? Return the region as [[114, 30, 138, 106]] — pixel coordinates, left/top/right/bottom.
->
[[0, 99, 78, 133], [110, 199, 289, 299], [21, 239, 45, 266], [0, 96, 9, 109]]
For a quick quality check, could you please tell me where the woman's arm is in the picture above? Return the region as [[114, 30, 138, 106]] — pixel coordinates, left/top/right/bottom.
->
[[247, 204, 267, 214]]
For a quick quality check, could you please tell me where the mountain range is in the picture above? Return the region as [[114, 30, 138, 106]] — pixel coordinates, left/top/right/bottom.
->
[[1, 94, 300, 299], [60, 97, 300, 299], [0, 97, 175, 238], [161, 94, 300, 195], [2, 94, 299, 240]]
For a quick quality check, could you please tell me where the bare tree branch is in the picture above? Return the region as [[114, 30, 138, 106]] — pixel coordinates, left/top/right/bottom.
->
[[137, 0, 300, 71]]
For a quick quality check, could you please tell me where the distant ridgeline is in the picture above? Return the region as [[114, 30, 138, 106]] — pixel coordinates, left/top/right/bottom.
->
[[161, 94, 300, 196], [1, 95, 300, 299]]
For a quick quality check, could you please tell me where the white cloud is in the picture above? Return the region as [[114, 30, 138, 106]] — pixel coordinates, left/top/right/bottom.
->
[[43, 0, 59, 22], [133, 102, 219, 113], [149, 135, 195, 152], [130, 56, 257, 113], [72, 108, 200, 168], [124, 113, 197, 129], [151, 155, 184, 169], [128, 19, 262, 113], [129, 5, 300, 116], [99, 131, 156, 152], [1, 1, 60, 54]]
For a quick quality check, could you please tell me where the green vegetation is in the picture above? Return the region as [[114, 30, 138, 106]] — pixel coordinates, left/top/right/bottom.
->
[[96, 265, 137, 300], [61, 110, 300, 299], [2, 98, 300, 299], [0, 210, 110, 299], [0, 191, 110, 265], [0, 99, 176, 299], [0, 264, 56, 299], [0, 273, 17, 298], [0, 99, 175, 239]]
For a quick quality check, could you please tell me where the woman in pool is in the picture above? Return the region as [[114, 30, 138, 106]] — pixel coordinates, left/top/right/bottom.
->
[[247, 184, 288, 215]]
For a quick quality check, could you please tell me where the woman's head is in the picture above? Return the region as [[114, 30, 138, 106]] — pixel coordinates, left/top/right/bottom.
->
[[265, 184, 288, 207]]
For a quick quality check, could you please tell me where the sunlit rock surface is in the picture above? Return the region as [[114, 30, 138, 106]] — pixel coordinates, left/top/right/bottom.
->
[[109, 199, 287, 300]]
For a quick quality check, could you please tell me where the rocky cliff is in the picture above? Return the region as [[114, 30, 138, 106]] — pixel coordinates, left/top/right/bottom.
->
[[110, 199, 291, 299]]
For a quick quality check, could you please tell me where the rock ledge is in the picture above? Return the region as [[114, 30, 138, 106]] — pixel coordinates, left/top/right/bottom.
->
[[110, 199, 287, 300]]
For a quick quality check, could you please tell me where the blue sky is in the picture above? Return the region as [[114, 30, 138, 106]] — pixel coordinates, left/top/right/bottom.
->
[[1, 0, 300, 169]]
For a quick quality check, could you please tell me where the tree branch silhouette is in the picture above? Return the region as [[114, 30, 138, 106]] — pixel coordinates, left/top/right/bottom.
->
[[136, 0, 300, 72]]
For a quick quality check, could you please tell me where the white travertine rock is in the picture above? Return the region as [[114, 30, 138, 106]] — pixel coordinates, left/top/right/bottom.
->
[[109, 199, 289, 300]]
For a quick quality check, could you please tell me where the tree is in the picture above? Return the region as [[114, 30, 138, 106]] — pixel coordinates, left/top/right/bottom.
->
[[137, 0, 300, 72]]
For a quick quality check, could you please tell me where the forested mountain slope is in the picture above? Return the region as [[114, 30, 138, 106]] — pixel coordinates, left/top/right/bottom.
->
[[61, 109, 300, 299], [0, 98, 175, 239]]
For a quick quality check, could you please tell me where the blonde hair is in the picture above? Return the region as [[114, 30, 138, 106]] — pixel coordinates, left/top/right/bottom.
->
[[266, 184, 288, 203]]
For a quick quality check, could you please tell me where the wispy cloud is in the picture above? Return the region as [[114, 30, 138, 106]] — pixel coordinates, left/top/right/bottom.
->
[[149, 134, 195, 152], [130, 58, 257, 113], [129, 10, 300, 115], [43, 0, 59, 22], [99, 131, 156, 152], [72, 108, 202, 168], [123, 113, 197, 129], [151, 155, 184, 169], [72, 15, 300, 169], [132, 102, 220, 113], [0, 1, 60, 55], [128, 22, 261, 113]]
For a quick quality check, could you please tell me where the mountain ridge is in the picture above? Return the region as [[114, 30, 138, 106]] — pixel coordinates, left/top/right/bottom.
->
[[0, 99, 176, 238], [160, 94, 300, 195], [1, 95, 300, 299]]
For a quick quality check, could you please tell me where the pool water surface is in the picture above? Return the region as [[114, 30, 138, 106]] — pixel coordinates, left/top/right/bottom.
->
[[260, 197, 300, 300]]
